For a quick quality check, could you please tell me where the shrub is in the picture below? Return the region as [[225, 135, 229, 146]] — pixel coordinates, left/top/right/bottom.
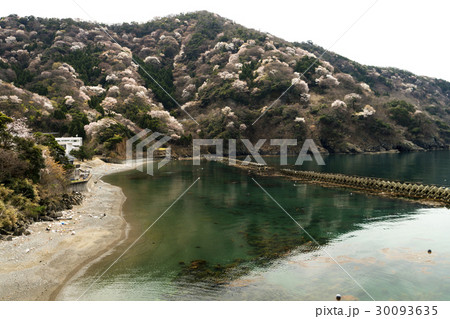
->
[[365, 118, 392, 135], [184, 33, 208, 61], [134, 55, 176, 110], [34, 133, 70, 167], [11, 63, 35, 86], [318, 114, 345, 151], [0, 149, 29, 182], [97, 123, 130, 144], [88, 93, 106, 110], [387, 100, 415, 112], [387, 100, 416, 129], [52, 108, 66, 120], [389, 106, 412, 127], [9, 178, 38, 200], [70, 145, 94, 161], [425, 106, 443, 116], [104, 134, 124, 151], [68, 111, 88, 138], [15, 137, 45, 183], [0, 199, 18, 232], [173, 134, 193, 146], [294, 56, 320, 83], [239, 60, 257, 86], [54, 45, 102, 85]]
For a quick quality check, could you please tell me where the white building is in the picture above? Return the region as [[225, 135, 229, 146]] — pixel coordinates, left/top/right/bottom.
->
[[55, 137, 83, 156]]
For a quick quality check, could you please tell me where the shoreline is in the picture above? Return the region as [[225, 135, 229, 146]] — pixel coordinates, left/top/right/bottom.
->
[[174, 146, 450, 160], [1, 152, 446, 300], [0, 158, 133, 301]]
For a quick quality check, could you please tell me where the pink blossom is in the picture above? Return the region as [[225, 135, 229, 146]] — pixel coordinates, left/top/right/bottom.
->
[[149, 110, 183, 133], [7, 117, 31, 138], [101, 97, 118, 109], [331, 100, 347, 108]]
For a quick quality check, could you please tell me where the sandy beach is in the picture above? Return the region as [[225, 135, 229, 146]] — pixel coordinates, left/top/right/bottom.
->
[[0, 158, 132, 301]]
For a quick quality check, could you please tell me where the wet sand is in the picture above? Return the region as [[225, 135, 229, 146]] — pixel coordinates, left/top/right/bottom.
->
[[0, 158, 132, 300]]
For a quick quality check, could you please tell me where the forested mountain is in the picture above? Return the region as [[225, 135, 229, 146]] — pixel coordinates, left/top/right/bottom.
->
[[1, 11, 449, 156]]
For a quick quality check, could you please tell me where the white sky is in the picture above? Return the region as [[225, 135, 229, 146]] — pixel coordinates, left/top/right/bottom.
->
[[1, 0, 449, 81]]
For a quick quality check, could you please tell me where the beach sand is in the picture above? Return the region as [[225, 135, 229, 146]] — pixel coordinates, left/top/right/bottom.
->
[[0, 158, 132, 301]]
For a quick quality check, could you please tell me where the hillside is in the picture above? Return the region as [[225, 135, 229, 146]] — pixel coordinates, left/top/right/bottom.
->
[[0, 11, 449, 155]]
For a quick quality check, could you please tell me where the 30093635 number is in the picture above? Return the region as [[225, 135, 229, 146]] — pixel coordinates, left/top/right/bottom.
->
[[376, 306, 438, 316]]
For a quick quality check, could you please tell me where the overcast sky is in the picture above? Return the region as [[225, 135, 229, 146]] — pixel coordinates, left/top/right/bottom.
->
[[1, 0, 449, 81]]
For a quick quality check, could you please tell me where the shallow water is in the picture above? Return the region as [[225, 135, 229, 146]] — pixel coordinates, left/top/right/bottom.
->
[[60, 151, 450, 300]]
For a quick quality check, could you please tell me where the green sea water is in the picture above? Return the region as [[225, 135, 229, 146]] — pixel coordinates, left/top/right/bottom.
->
[[60, 151, 450, 300]]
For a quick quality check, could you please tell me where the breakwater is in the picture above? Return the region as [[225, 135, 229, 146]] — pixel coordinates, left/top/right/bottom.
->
[[218, 158, 450, 205]]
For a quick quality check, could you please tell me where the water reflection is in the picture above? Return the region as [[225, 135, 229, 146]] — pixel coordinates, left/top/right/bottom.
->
[[60, 152, 450, 300]]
